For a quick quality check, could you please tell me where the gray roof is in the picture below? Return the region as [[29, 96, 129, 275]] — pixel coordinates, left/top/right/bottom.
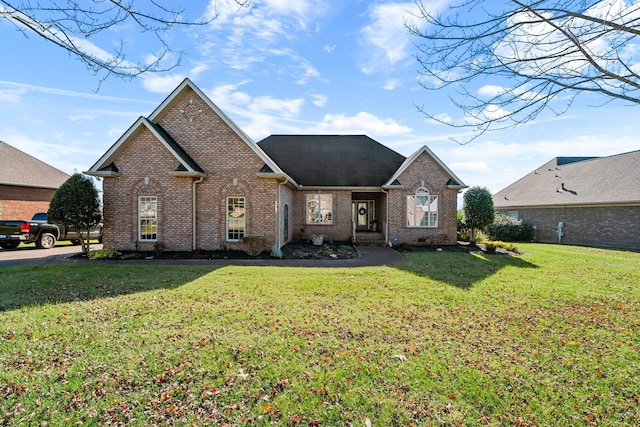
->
[[258, 135, 406, 187], [146, 120, 204, 173], [494, 150, 640, 208], [0, 141, 70, 189]]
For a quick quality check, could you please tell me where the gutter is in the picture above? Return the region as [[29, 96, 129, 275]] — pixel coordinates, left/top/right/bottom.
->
[[192, 176, 205, 250]]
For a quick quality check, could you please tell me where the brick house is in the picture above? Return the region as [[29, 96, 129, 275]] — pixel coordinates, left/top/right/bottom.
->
[[0, 141, 70, 220], [86, 79, 467, 252], [493, 151, 640, 249]]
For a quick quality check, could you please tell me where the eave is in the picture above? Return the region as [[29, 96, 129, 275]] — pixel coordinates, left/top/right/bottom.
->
[[0, 181, 61, 190], [84, 171, 119, 178]]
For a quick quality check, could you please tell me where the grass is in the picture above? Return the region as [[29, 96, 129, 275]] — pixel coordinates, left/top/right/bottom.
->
[[1, 243, 638, 426]]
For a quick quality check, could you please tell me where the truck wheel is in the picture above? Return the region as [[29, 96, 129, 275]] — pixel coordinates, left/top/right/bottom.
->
[[0, 241, 20, 250], [36, 233, 57, 249]]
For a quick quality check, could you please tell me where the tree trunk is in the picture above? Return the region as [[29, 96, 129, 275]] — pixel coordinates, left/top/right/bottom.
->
[[80, 230, 89, 256]]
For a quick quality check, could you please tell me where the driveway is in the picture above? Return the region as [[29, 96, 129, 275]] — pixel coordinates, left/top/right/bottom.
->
[[0, 244, 102, 267]]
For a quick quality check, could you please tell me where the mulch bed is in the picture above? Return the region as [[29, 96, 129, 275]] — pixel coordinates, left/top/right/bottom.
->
[[98, 240, 359, 261]]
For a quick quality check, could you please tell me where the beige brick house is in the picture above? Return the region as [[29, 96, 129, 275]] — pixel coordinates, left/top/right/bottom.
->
[[86, 79, 467, 252]]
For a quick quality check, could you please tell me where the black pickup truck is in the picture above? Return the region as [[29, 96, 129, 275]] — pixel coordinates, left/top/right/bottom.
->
[[0, 213, 102, 250]]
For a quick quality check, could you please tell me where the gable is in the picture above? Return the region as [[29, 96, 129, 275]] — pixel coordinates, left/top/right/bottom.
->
[[494, 150, 640, 207], [87, 78, 287, 181], [0, 141, 69, 189], [384, 146, 467, 190], [86, 117, 205, 177], [258, 135, 406, 187]]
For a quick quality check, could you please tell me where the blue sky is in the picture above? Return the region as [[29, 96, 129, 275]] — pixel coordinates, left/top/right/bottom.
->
[[1, 0, 639, 197]]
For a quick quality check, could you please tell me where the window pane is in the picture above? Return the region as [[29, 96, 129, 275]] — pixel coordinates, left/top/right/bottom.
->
[[407, 194, 438, 227], [227, 197, 245, 241], [306, 194, 333, 224], [139, 196, 157, 241]]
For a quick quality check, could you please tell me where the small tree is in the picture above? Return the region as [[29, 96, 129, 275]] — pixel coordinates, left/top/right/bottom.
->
[[463, 186, 495, 244], [48, 173, 102, 255]]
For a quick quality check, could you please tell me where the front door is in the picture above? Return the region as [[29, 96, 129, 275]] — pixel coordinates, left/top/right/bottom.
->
[[353, 201, 375, 231]]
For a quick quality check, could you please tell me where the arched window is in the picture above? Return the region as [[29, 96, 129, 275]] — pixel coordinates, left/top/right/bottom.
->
[[407, 187, 438, 227]]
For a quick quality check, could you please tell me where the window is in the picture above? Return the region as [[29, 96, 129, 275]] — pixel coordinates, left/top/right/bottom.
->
[[407, 187, 438, 227], [306, 194, 333, 224], [138, 196, 158, 241], [227, 197, 245, 241], [507, 211, 519, 220]]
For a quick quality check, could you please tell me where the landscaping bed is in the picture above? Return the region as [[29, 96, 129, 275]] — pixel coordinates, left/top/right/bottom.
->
[[91, 240, 359, 261]]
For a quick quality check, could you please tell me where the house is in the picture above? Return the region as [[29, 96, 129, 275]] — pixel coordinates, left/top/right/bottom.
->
[[0, 141, 70, 220], [86, 78, 467, 252], [493, 151, 640, 249]]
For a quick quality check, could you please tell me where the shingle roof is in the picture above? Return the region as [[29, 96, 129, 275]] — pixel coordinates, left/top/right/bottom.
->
[[258, 135, 406, 187], [146, 121, 204, 173], [0, 141, 70, 189], [494, 150, 640, 207]]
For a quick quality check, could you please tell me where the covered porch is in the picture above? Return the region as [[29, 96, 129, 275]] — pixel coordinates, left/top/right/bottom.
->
[[351, 191, 388, 245]]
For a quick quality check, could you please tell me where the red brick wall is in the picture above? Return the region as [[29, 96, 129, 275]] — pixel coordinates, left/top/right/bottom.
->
[[294, 190, 353, 242], [387, 152, 460, 246], [99, 85, 463, 250], [102, 87, 281, 251], [0, 185, 55, 220]]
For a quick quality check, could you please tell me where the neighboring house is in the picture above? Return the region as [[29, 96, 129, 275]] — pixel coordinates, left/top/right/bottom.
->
[[493, 151, 640, 249], [0, 141, 70, 220], [86, 78, 467, 252]]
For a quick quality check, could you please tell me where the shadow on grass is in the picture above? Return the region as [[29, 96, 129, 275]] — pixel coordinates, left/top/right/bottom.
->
[[395, 250, 539, 289], [0, 263, 220, 312]]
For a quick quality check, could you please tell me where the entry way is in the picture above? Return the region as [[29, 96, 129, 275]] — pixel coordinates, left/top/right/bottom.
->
[[352, 200, 375, 231]]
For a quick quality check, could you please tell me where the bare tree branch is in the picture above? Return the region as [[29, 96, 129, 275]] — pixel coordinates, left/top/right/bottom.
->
[[0, 0, 250, 81], [409, 0, 640, 143]]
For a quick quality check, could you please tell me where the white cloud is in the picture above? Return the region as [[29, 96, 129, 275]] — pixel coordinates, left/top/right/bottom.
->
[[310, 94, 327, 107], [383, 78, 401, 90], [317, 112, 412, 135], [477, 85, 505, 97], [270, 48, 321, 84], [0, 87, 25, 103], [69, 114, 96, 121], [359, 2, 417, 74], [449, 160, 490, 173], [323, 44, 336, 53], [432, 113, 453, 124], [199, 0, 327, 84], [0, 80, 155, 103], [249, 96, 304, 117], [141, 74, 186, 94]]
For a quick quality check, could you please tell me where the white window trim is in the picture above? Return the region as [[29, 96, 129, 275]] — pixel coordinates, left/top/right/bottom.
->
[[407, 187, 438, 228], [226, 196, 246, 242], [138, 195, 158, 241], [306, 193, 333, 225]]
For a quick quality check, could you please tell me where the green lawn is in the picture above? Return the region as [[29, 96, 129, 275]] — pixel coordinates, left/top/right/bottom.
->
[[1, 244, 638, 426]]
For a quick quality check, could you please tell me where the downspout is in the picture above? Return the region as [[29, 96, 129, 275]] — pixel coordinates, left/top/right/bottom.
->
[[277, 179, 288, 249], [192, 176, 204, 251], [381, 188, 390, 246]]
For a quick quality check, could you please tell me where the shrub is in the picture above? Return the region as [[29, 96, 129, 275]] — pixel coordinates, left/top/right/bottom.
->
[[488, 214, 534, 242], [240, 236, 269, 257], [153, 241, 166, 255], [90, 247, 121, 260], [463, 187, 495, 243], [457, 211, 471, 241]]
